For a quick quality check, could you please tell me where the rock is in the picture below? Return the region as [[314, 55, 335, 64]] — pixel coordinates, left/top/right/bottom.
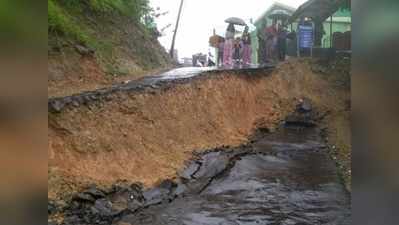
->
[[142, 180, 175, 206], [73, 193, 96, 203], [83, 186, 106, 199], [48, 201, 57, 214], [172, 183, 187, 196], [297, 98, 312, 113], [178, 162, 200, 180], [193, 152, 229, 179], [75, 44, 95, 55], [158, 179, 176, 190], [92, 198, 120, 216], [72, 100, 80, 107], [49, 100, 64, 112]]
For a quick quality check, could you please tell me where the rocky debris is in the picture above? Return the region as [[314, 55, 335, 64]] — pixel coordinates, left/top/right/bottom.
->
[[55, 144, 257, 225], [142, 179, 176, 206], [178, 162, 201, 180], [192, 151, 230, 179], [285, 98, 318, 127], [48, 201, 57, 214], [54, 184, 144, 225]]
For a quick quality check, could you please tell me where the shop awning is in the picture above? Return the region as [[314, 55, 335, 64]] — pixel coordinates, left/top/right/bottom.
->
[[288, 0, 348, 23]]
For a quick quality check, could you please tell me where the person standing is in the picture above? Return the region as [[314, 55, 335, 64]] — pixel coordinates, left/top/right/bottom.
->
[[242, 26, 252, 66], [277, 24, 288, 61], [223, 23, 235, 67], [233, 37, 242, 66], [265, 20, 277, 63], [217, 38, 225, 66], [257, 25, 266, 65]]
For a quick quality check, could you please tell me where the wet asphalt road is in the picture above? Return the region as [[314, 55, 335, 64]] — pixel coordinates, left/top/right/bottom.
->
[[118, 127, 351, 225], [122, 65, 274, 88], [48, 65, 274, 113]]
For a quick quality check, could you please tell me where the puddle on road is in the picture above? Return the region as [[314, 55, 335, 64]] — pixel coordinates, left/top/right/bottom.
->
[[119, 127, 351, 225]]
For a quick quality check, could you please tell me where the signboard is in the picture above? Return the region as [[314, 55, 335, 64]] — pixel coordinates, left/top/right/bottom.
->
[[298, 25, 313, 48]]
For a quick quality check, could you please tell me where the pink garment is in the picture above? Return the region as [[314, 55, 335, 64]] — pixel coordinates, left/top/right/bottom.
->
[[223, 39, 234, 67], [242, 44, 252, 65]]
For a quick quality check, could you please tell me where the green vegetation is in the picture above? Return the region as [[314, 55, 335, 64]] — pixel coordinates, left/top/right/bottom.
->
[[48, 0, 169, 77], [48, 0, 153, 46], [48, 0, 93, 46]]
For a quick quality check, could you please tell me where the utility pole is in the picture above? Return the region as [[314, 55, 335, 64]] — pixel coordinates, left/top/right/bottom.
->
[[170, 0, 184, 59]]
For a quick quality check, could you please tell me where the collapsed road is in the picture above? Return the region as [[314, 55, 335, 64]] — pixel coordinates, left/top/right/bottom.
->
[[57, 125, 351, 225], [48, 66, 274, 113], [49, 60, 351, 225]]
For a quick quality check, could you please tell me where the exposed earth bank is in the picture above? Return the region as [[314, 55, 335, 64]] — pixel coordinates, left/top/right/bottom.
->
[[48, 58, 351, 207], [48, 0, 173, 97]]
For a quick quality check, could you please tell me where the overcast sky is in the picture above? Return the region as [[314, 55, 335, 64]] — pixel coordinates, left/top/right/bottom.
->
[[149, 0, 307, 59]]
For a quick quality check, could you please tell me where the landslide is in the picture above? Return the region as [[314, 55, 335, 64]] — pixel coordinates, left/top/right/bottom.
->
[[48, 59, 350, 202], [48, 0, 172, 97]]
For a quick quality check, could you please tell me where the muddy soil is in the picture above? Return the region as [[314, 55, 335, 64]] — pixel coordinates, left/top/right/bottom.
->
[[52, 126, 350, 225]]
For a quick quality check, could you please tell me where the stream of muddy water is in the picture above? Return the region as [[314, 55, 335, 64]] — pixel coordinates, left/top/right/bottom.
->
[[57, 126, 350, 225], [116, 126, 351, 225]]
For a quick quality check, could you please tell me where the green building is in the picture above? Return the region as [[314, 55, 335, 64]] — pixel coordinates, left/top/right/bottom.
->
[[251, 1, 351, 63]]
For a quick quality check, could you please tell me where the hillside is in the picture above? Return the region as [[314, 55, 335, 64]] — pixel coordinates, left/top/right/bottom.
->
[[48, 0, 173, 97]]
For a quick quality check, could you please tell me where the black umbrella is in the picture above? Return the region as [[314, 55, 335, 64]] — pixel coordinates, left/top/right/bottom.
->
[[224, 17, 247, 26], [268, 9, 291, 20]]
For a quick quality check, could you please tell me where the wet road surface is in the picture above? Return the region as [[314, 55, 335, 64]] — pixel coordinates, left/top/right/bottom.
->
[[122, 65, 274, 88], [48, 65, 274, 113], [118, 127, 351, 225]]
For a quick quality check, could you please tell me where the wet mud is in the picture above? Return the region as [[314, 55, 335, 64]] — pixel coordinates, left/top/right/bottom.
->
[[55, 125, 350, 225]]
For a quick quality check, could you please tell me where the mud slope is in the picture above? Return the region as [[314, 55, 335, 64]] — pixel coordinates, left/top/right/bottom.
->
[[48, 60, 345, 200], [48, 0, 172, 97]]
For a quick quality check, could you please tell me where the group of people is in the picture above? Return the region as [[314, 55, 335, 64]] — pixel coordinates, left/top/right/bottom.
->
[[217, 24, 252, 67], [217, 20, 288, 68], [259, 20, 288, 64]]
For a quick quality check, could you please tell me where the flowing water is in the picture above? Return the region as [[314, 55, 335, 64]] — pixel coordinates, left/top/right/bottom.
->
[[119, 127, 351, 225]]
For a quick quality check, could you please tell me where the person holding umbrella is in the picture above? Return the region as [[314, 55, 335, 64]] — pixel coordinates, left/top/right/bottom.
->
[[223, 23, 235, 67], [241, 26, 252, 66]]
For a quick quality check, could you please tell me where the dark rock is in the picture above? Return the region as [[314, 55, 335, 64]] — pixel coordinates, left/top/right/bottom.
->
[[49, 100, 64, 112], [73, 193, 96, 203], [158, 179, 176, 190], [92, 198, 121, 216], [297, 98, 312, 113], [72, 100, 80, 107], [284, 114, 316, 127], [64, 96, 72, 104], [48, 201, 57, 214], [75, 44, 95, 55], [83, 186, 106, 199], [63, 215, 81, 225], [193, 152, 229, 179], [178, 162, 200, 180], [171, 183, 187, 196], [107, 185, 144, 213], [142, 181, 174, 206]]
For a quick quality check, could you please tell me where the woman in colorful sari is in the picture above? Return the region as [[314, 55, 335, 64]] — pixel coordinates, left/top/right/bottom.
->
[[242, 26, 252, 66], [223, 23, 235, 67]]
